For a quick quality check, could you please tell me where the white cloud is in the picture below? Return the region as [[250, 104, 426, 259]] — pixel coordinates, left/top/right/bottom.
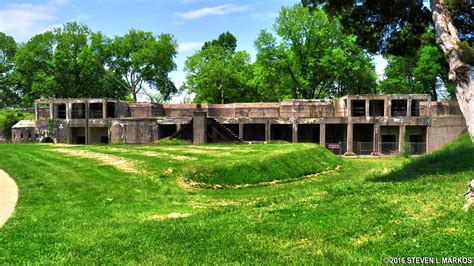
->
[[178, 4, 250, 20], [178, 41, 203, 53], [0, 0, 67, 41]]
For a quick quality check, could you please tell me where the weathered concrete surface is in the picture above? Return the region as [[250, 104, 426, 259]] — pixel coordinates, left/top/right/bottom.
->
[[0, 169, 18, 228]]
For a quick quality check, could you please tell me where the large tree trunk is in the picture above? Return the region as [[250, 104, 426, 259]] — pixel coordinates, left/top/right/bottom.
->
[[431, 0, 474, 142]]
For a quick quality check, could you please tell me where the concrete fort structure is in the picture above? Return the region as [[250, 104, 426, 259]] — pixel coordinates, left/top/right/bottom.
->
[[13, 94, 467, 155]]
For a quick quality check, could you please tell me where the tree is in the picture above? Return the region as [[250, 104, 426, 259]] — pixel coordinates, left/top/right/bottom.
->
[[252, 30, 295, 101], [109, 29, 178, 102], [14, 22, 128, 105], [202, 31, 237, 54], [0, 32, 19, 107], [253, 4, 376, 99], [182, 33, 257, 103], [14, 31, 56, 104], [302, 0, 474, 141]]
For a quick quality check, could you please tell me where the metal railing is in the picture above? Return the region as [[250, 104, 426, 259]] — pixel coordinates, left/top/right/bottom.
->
[[326, 142, 347, 155], [55, 110, 66, 119], [72, 110, 85, 119], [407, 142, 426, 155], [353, 142, 373, 155], [381, 142, 399, 155], [89, 110, 103, 119]]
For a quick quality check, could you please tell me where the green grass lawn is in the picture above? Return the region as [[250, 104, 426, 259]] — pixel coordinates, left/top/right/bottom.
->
[[0, 136, 473, 264]]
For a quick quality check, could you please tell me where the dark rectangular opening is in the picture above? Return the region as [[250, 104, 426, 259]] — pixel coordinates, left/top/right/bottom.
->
[[298, 124, 320, 143], [90, 127, 108, 144], [406, 126, 426, 154], [391, 100, 407, 116], [55, 104, 66, 119], [369, 100, 384, 116], [159, 124, 177, 139], [243, 124, 265, 141], [89, 103, 103, 119], [175, 123, 193, 141], [325, 124, 347, 155], [411, 100, 420, 116], [107, 102, 116, 118], [71, 127, 85, 144], [208, 123, 240, 142], [72, 103, 86, 119], [351, 100, 366, 117], [270, 124, 292, 142], [353, 124, 373, 155], [222, 124, 239, 136], [381, 135, 397, 154], [381, 125, 399, 154]]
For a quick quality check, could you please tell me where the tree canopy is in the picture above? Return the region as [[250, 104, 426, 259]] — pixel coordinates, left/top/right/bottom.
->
[[0, 32, 19, 108], [182, 33, 256, 104], [253, 4, 376, 99], [108, 29, 178, 102], [2, 23, 178, 106]]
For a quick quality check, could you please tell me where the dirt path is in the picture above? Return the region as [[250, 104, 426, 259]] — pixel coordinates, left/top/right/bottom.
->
[[0, 169, 18, 228]]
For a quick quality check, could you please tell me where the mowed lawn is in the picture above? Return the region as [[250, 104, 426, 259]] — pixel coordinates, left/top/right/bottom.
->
[[0, 136, 473, 264]]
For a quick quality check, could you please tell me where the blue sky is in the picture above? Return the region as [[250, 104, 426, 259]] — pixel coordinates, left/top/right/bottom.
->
[[0, 0, 386, 102]]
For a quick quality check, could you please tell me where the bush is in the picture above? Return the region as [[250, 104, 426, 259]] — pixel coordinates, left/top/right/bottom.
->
[[401, 142, 413, 158]]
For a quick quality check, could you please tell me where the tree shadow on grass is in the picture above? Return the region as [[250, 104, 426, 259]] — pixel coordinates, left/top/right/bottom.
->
[[371, 134, 474, 182]]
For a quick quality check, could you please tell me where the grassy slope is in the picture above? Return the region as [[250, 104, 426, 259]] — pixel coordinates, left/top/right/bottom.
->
[[0, 136, 472, 264]]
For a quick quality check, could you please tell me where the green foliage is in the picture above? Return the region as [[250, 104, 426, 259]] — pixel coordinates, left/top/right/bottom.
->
[[14, 23, 129, 105], [0, 135, 473, 263], [152, 138, 190, 145], [458, 40, 474, 65], [0, 32, 20, 108], [254, 4, 376, 99], [109, 29, 178, 101], [182, 33, 257, 103], [47, 118, 58, 137], [0, 110, 32, 139], [202, 32, 237, 54], [401, 142, 413, 158], [182, 143, 339, 186], [379, 31, 453, 100]]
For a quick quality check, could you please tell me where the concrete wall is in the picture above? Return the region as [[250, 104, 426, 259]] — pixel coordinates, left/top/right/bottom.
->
[[12, 128, 35, 143], [427, 116, 467, 152], [110, 120, 159, 144]]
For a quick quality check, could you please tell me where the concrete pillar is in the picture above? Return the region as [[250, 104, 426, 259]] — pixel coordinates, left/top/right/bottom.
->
[[319, 123, 326, 148], [385, 98, 391, 117], [345, 123, 355, 156], [371, 124, 381, 156], [66, 126, 71, 144], [34, 103, 39, 121], [49, 103, 54, 119], [399, 124, 406, 154], [102, 100, 107, 119], [365, 99, 370, 117], [193, 112, 207, 144], [239, 123, 244, 140], [407, 99, 412, 117], [292, 123, 298, 143], [66, 103, 71, 120], [85, 101, 90, 144], [347, 98, 352, 117], [265, 121, 271, 142]]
